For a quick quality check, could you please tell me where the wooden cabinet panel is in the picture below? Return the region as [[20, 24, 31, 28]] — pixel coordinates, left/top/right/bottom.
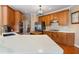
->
[[46, 14, 53, 25], [39, 10, 69, 26], [57, 10, 69, 25], [44, 31, 75, 46], [39, 16, 44, 22], [50, 32, 65, 44], [7, 6, 15, 28], [53, 32, 74, 46], [2, 6, 8, 25], [15, 11, 24, 32], [39, 14, 53, 26], [44, 15, 49, 25], [50, 32, 58, 42], [65, 33, 75, 46], [1, 5, 24, 32], [2, 5, 15, 30], [44, 31, 53, 38], [15, 11, 22, 23], [57, 32, 66, 44]]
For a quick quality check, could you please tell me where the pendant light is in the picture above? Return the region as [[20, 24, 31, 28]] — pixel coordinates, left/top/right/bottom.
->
[[37, 5, 43, 16]]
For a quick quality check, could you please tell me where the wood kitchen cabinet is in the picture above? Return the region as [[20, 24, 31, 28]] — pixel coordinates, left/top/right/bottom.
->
[[39, 14, 53, 26], [15, 10, 24, 32], [2, 5, 15, 30], [44, 31, 75, 46], [15, 11, 24, 22], [55, 10, 69, 25], [39, 9, 69, 26], [1, 5, 24, 32], [64, 33, 75, 46]]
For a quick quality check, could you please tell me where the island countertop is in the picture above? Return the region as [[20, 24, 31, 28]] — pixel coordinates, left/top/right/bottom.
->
[[0, 35, 63, 54]]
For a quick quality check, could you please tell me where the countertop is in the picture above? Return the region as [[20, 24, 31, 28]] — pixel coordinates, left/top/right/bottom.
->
[[45, 30, 76, 33], [0, 35, 63, 54]]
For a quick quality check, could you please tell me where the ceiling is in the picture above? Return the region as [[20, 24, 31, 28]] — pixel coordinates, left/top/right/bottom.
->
[[11, 5, 71, 15]]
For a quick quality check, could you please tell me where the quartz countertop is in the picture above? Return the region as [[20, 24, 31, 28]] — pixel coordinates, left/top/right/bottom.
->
[[0, 35, 63, 54], [45, 30, 76, 33]]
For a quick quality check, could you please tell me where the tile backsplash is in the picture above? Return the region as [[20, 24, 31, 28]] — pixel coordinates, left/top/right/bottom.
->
[[45, 25, 77, 32]]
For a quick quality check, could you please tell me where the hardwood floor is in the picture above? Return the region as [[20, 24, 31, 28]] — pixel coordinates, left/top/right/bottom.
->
[[57, 43, 79, 54]]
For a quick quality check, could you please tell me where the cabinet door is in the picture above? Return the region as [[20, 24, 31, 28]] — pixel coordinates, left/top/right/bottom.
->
[[58, 32, 74, 46], [39, 10, 69, 26], [44, 15, 49, 25], [65, 33, 74, 46], [51, 32, 59, 42], [44, 31, 74, 46], [51, 32, 66, 44], [58, 32, 66, 44], [39, 16, 45, 25], [53, 13, 58, 20], [15, 11, 23, 32], [15, 11, 21, 23], [39, 16, 42, 22], [2, 6, 8, 25], [57, 10, 69, 25], [50, 14, 54, 22], [46, 32, 53, 39], [43, 31, 53, 40], [39, 14, 53, 26], [46, 14, 53, 25], [7, 6, 15, 28], [2, 6, 15, 30]]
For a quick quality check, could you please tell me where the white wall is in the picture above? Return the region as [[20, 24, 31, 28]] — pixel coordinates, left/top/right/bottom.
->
[[68, 5, 79, 48], [23, 13, 38, 33], [0, 6, 2, 35], [23, 14, 31, 34], [30, 13, 38, 32]]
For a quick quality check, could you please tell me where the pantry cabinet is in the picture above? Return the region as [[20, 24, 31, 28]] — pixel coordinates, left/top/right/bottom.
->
[[39, 10, 69, 26], [2, 5, 15, 30], [1, 5, 24, 32]]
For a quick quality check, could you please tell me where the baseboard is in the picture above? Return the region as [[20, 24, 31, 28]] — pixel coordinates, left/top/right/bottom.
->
[[74, 44, 79, 48]]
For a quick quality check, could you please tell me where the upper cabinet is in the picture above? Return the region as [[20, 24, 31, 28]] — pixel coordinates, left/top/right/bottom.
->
[[39, 14, 52, 26], [53, 10, 69, 25], [15, 11, 24, 32], [2, 5, 15, 29], [15, 11, 24, 23], [39, 10, 69, 26], [1, 5, 24, 32]]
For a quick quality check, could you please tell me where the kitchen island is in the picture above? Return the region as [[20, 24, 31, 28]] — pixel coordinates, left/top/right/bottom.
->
[[0, 35, 63, 54]]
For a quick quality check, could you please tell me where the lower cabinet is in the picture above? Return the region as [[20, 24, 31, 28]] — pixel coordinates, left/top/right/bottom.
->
[[44, 31, 75, 46], [65, 33, 75, 46]]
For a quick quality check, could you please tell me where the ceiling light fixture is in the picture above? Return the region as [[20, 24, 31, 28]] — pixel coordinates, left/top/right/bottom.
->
[[37, 5, 43, 16]]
